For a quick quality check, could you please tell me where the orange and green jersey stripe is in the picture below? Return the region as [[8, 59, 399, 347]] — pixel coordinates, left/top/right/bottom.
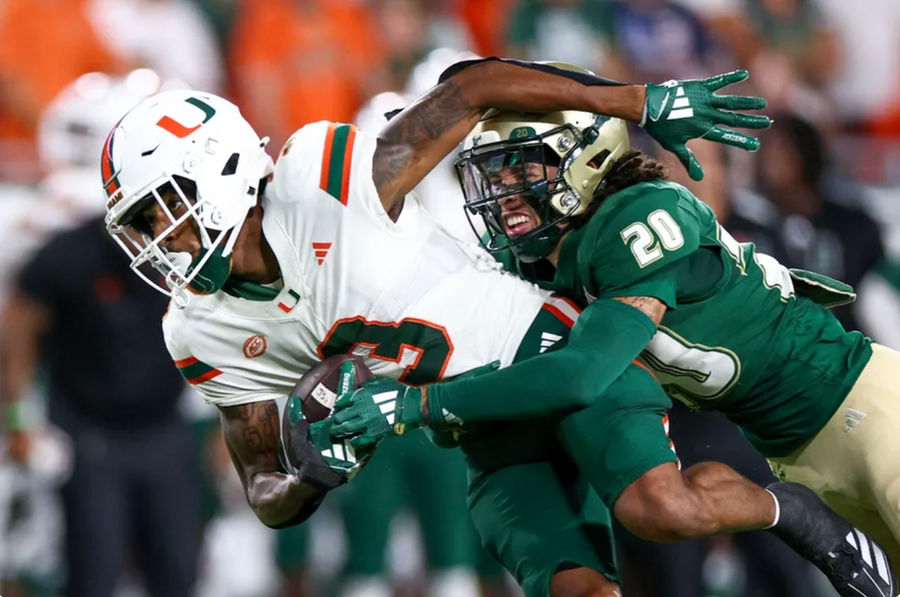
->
[[101, 128, 121, 197], [319, 123, 357, 205], [174, 356, 222, 385]]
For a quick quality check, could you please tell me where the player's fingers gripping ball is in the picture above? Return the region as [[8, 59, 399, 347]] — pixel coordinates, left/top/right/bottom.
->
[[331, 377, 425, 443], [282, 355, 375, 486]]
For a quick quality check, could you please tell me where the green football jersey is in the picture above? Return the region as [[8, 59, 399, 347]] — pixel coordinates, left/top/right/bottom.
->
[[509, 180, 872, 457]]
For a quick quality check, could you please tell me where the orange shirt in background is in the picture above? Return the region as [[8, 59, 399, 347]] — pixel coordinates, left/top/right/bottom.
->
[[229, 0, 386, 150], [456, 0, 515, 58], [0, 0, 123, 141]]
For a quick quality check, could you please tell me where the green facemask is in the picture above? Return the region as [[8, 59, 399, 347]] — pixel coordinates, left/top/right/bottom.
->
[[186, 244, 233, 294]]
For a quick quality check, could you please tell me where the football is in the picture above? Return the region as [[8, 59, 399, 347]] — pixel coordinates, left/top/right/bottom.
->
[[289, 354, 374, 423]]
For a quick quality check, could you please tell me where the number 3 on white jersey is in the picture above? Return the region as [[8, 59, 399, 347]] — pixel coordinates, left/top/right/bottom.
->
[[620, 210, 685, 268]]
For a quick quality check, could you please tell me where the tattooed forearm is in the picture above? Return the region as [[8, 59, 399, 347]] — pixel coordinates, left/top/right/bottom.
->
[[613, 296, 666, 324], [219, 401, 321, 527], [381, 80, 475, 145], [373, 79, 481, 214], [220, 400, 281, 474], [372, 141, 415, 218]]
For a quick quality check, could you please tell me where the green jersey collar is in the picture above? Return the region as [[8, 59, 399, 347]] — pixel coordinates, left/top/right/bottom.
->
[[547, 227, 585, 294], [222, 277, 282, 301]]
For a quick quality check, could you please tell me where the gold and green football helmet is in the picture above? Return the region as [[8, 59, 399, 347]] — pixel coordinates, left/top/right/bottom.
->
[[456, 82, 630, 262]]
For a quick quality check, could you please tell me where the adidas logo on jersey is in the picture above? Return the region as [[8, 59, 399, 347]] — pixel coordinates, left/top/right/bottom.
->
[[540, 332, 563, 353], [312, 242, 332, 266], [667, 86, 694, 120], [844, 408, 867, 433]]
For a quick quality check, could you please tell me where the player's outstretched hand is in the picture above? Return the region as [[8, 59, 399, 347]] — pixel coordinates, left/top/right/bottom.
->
[[330, 377, 425, 449], [641, 69, 772, 181]]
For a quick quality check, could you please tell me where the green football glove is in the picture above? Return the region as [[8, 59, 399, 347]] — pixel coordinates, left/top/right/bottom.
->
[[329, 377, 425, 450], [641, 69, 772, 181], [284, 394, 368, 484]]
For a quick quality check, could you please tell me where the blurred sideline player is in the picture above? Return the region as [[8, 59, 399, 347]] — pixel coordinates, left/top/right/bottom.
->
[[1, 70, 203, 597], [0, 70, 168, 307], [0, 69, 165, 594]]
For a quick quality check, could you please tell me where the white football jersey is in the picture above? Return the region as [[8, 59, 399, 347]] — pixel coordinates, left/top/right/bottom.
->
[[163, 121, 565, 407]]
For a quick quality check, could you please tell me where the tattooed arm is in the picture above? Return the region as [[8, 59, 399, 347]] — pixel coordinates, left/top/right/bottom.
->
[[373, 60, 647, 219], [613, 296, 667, 325], [218, 400, 324, 528]]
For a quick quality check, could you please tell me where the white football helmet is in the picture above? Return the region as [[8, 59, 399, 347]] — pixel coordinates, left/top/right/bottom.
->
[[39, 69, 165, 172], [102, 90, 274, 306], [38, 69, 168, 224]]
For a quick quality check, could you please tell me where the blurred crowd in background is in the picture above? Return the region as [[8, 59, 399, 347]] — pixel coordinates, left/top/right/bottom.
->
[[0, 1, 899, 597]]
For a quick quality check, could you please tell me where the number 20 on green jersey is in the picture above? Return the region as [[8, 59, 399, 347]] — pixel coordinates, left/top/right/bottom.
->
[[620, 210, 685, 268]]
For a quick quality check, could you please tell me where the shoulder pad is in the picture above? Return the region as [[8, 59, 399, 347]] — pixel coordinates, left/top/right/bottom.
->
[[273, 121, 363, 207]]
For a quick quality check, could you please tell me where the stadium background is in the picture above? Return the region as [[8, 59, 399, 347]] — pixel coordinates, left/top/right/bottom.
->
[[0, 0, 899, 596]]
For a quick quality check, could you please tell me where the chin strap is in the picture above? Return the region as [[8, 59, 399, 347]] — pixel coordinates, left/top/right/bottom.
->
[[186, 243, 233, 294]]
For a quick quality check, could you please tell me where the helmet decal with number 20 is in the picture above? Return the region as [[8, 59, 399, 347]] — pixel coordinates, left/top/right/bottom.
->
[[102, 90, 275, 307]]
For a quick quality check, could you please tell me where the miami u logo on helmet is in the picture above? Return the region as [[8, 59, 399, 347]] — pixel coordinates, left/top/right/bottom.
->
[[156, 97, 216, 138]]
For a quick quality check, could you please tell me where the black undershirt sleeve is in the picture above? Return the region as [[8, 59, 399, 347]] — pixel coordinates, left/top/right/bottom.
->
[[438, 56, 628, 87]]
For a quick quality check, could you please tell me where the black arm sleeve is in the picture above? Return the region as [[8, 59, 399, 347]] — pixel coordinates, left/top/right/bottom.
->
[[438, 56, 628, 87]]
